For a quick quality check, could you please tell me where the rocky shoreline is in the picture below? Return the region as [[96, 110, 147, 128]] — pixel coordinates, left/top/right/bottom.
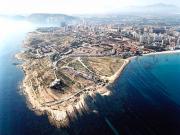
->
[[16, 45, 180, 128], [15, 51, 130, 127]]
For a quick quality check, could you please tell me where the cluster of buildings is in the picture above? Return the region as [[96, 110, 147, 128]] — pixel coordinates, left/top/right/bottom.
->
[[121, 26, 180, 51], [24, 19, 180, 92], [26, 21, 180, 61]]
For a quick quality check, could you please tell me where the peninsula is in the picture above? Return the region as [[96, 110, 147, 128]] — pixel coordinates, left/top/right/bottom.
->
[[16, 21, 180, 127], [16, 26, 130, 127]]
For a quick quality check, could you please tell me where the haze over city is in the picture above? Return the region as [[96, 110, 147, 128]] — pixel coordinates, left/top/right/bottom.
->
[[0, 0, 180, 15]]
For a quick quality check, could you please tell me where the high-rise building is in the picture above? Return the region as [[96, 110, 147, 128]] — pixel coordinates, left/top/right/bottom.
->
[[177, 38, 180, 46]]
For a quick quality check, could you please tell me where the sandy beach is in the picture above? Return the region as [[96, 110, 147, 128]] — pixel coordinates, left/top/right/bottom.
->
[[108, 59, 130, 84], [143, 50, 180, 56], [111, 50, 180, 85]]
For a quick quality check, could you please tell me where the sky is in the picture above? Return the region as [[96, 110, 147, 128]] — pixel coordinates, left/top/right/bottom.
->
[[0, 0, 180, 15]]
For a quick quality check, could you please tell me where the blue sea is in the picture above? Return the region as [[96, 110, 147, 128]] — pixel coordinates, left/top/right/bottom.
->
[[0, 20, 65, 135], [0, 20, 180, 135]]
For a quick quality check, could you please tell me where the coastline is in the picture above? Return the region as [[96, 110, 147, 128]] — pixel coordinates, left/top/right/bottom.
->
[[16, 50, 130, 127], [108, 50, 180, 87], [143, 50, 180, 56], [16, 54, 73, 127], [15, 49, 180, 127], [15, 52, 108, 127], [107, 59, 130, 84]]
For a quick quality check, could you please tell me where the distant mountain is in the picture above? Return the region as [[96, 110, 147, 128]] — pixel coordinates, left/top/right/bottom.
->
[[0, 13, 79, 26], [144, 3, 179, 12], [146, 3, 177, 8], [126, 3, 180, 15], [27, 13, 79, 26]]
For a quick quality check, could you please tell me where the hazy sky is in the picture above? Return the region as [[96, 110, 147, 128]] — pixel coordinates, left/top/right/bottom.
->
[[0, 0, 180, 15]]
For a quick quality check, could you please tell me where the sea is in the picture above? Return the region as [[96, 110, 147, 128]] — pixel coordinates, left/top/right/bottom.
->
[[0, 19, 180, 135]]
